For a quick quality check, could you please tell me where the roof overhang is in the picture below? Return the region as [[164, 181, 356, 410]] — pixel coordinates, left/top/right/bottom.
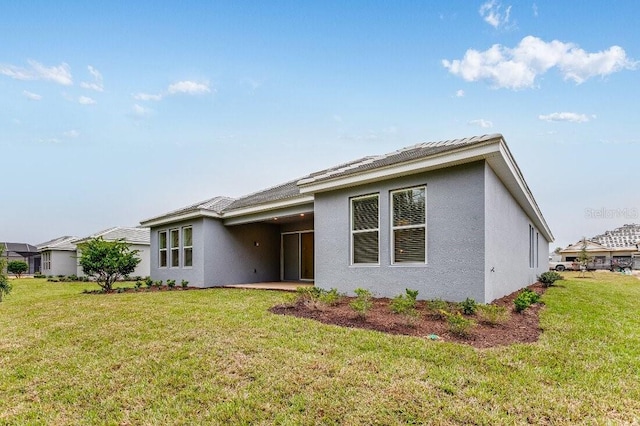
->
[[140, 209, 222, 227], [297, 136, 554, 242]]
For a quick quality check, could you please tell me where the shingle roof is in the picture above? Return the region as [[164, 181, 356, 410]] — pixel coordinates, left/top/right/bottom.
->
[[74, 227, 151, 245], [298, 134, 501, 185], [141, 196, 234, 223], [37, 236, 78, 251], [143, 134, 504, 223]]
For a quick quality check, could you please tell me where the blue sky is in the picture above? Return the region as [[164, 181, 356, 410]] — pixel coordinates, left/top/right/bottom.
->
[[1, 1, 638, 250]]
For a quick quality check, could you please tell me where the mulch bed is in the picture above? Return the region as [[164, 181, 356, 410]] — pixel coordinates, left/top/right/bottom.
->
[[83, 286, 200, 294], [270, 283, 548, 349]]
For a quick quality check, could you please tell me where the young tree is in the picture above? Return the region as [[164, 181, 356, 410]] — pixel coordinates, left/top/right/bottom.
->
[[0, 248, 12, 302], [77, 237, 141, 292], [577, 238, 592, 268], [7, 260, 29, 278], [553, 247, 563, 255]]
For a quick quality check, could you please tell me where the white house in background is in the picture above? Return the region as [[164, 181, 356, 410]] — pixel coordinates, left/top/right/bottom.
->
[[37, 236, 78, 277], [73, 227, 151, 278]]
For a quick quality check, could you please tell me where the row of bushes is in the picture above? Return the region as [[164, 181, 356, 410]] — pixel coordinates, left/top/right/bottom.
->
[[40, 274, 151, 283]]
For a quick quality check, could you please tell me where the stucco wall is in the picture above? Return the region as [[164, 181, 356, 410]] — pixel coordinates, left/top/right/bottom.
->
[[151, 219, 205, 286], [44, 250, 77, 276], [314, 162, 486, 301], [202, 219, 280, 286], [484, 163, 549, 302]]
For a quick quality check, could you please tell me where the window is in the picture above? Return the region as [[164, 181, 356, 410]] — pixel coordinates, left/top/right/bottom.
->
[[170, 229, 180, 267], [529, 225, 534, 268], [43, 251, 51, 270], [183, 226, 193, 267], [391, 186, 426, 263], [159, 231, 168, 267], [351, 194, 379, 264]]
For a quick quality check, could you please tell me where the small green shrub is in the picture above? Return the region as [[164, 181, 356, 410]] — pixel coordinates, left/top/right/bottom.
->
[[442, 311, 476, 337], [154, 280, 163, 288], [68, 274, 78, 282], [47, 277, 60, 282], [181, 279, 189, 289], [296, 287, 343, 309], [350, 288, 373, 318], [134, 280, 142, 289], [460, 297, 478, 315], [34, 273, 45, 278], [145, 277, 153, 288], [538, 271, 563, 287], [477, 304, 510, 325], [426, 299, 449, 318], [514, 288, 541, 313], [318, 288, 342, 306], [167, 279, 176, 289], [7, 260, 28, 278], [390, 288, 419, 314], [116, 287, 125, 293]]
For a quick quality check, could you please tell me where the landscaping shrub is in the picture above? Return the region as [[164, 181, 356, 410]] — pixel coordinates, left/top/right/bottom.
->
[[538, 271, 563, 287], [426, 299, 449, 318], [167, 279, 176, 289], [477, 304, 510, 325], [514, 288, 541, 313], [390, 288, 419, 314], [296, 287, 343, 309], [350, 288, 373, 318], [145, 277, 153, 288], [442, 311, 476, 337], [134, 280, 142, 289], [460, 297, 478, 315], [181, 279, 189, 289], [154, 280, 163, 288], [7, 260, 28, 278]]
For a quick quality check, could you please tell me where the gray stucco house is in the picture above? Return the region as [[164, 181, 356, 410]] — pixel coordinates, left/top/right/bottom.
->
[[141, 134, 553, 302], [37, 236, 78, 277], [38, 227, 151, 278]]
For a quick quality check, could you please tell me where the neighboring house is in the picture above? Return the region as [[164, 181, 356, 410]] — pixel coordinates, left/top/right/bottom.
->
[[141, 134, 553, 302], [37, 236, 78, 277], [560, 225, 640, 270], [1, 242, 41, 274], [73, 227, 151, 278]]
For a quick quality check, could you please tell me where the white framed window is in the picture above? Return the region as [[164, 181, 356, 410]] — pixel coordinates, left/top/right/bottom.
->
[[43, 251, 51, 271], [183, 226, 193, 267], [351, 194, 379, 265], [391, 186, 426, 264], [158, 231, 168, 268], [170, 229, 180, 268], [528, 225, 534, 268]]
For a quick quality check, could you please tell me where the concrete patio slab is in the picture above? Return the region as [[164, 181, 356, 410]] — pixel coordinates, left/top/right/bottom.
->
[[222, 282, 314, 291]]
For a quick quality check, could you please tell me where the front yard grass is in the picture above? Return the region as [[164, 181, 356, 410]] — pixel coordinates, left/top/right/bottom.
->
[[1, 273, 639, 424]]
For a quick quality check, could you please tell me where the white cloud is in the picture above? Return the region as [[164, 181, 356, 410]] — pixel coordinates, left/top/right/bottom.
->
[[131, 103, 153, 119], [63, 129, 80, 138], [78, 96, 96, 105], [455, 89, 465, 97], [167, 80, 211, 95], [532, 3, 538, 17], [468, 119, 493, 128], [22, 90, 42, 101], [0, 60, 72, 85], [479, 0, 511, 29], [133, 92, 163, 101], [538, 112, 590, 123], [442, 36, 637, 89], [80, 65, 104, 92]]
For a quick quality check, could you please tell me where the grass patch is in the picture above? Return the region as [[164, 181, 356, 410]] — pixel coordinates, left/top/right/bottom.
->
[[1, 273, 639, 424]]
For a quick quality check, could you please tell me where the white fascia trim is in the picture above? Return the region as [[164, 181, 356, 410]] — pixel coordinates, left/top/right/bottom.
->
[[140, 209, 221, 228], [222, 195, 315, 218], [298, 141, 501, 194], [490, 142, 554, 242]]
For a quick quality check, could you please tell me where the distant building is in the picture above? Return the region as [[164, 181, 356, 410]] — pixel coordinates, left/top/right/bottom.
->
[[560, 224, 640, 270], [1, 242, 40, 274]]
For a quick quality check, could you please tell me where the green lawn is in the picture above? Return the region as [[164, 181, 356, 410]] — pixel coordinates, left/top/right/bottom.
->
[[1, 274, 639, 425]]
